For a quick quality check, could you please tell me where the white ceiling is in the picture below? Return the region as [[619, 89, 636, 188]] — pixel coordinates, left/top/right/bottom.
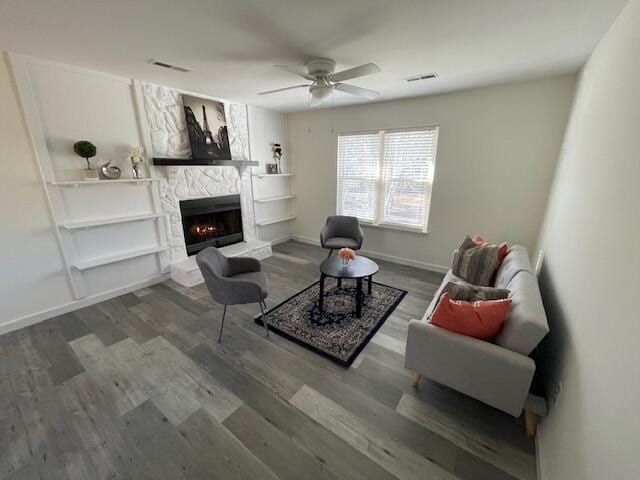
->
[[0, 0, 627, 113]]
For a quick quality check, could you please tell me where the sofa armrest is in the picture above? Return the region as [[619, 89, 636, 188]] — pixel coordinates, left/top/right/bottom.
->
[[405, 320, 535, 416]]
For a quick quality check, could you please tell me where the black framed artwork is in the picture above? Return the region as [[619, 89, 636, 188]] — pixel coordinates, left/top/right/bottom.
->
[[182, 95, 231, 161]]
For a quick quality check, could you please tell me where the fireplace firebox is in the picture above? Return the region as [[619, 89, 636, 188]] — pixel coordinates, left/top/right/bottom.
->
[[179, 195, 243, 256]]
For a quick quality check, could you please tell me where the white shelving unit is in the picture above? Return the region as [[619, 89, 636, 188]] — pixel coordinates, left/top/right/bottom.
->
[[254, 194, 295, 204], [48, 178, 158, 188], [72, 245, 170, 271], [9, 54, 172, 301], [253, 173, 295, 179], [256, 215, 297, 227], [61, 213, 165, 230], [252, 171, 295, 240]]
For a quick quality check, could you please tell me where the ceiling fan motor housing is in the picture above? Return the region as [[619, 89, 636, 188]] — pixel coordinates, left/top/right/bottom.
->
[[306, 58, 336, 78]]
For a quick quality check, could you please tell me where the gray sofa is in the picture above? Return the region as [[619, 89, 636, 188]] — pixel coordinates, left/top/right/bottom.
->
[[405, 245, 549, 434]]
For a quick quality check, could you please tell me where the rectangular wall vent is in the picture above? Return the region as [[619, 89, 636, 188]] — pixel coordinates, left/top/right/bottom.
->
[[405, 73, 439, 82], [147, 59, 191, 73]]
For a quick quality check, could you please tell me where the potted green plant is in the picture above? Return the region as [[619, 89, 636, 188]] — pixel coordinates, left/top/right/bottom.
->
[[73, 140, 98, 180]]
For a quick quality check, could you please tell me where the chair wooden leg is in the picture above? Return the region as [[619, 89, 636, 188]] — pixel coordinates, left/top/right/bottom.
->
[[411, 372, 422, 387], [218, 305, 227, 343], [524, 410, 538, 439], [259, 301, 269, 337]]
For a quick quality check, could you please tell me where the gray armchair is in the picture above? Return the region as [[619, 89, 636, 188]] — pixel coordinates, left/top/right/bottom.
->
[[320, 215, 364, 257], [196, 247, 270, 342]]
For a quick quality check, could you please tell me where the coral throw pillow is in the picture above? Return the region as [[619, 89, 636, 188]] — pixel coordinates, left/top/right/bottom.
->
[[430, 292, 512, 340], [473, 235, 508, 263]]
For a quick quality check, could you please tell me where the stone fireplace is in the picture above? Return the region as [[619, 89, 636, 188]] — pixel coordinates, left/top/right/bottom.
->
[[141, 82, 272, 286]]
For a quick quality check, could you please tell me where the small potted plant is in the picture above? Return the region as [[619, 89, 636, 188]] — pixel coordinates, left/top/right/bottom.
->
[[73, 140, 98, 180], [338, 247, 356, 267], [127, 146, 146, 179], [272, 143, 283, 173]]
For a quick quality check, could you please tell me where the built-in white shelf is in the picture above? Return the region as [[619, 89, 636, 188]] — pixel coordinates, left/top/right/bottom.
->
[[48, 178, 158, 188], [256, 215, 296, 227], [72, 245, 169, 271], [61, 213, 165, 230], [253, 173, 295, 178], [254, 194, 295, 204]]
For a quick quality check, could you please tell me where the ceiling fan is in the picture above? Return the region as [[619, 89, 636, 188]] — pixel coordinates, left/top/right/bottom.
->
[[258, 58, 381, 106]]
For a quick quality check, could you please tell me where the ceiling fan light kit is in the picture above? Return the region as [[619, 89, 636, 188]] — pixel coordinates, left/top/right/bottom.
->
[[258, 57, 381, 106]]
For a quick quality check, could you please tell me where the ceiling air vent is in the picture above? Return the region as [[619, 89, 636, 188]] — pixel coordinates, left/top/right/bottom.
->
[[147, 59, 191, 73], [405, 73, 438, 82]]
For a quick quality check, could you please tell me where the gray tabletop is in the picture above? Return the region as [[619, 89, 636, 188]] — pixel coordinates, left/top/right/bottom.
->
[[320, 255, 379, 279]]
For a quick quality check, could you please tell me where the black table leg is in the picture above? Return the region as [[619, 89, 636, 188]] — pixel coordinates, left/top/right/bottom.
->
[[368, 275, 373, 294], [319, 273, 325, 314], [356, 278, 363, 318], [337, 278, 342, 288]]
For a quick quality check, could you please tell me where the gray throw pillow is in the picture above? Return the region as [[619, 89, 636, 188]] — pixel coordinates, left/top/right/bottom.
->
[[452, 236, 501, 286], [441, 281, 510, 302]]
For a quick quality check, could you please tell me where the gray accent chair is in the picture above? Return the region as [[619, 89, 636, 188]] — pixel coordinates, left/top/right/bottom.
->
[[320, 215, 364, 257], [196, 247, 270, 342], [405, 245, 549, 437]]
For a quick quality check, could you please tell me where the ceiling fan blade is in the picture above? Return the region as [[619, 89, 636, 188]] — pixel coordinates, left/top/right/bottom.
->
[[258, 84, 311, 96], [334, 83, 379, 99], [275, 64, 316, 81], [331, 63, 380, 82]]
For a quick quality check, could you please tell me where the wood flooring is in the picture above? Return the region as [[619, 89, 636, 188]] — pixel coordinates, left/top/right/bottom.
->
[[0, 241, 537, 479]]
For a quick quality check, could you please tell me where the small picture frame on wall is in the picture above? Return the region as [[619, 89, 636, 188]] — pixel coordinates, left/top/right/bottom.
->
[[266, 163, 279, 174]]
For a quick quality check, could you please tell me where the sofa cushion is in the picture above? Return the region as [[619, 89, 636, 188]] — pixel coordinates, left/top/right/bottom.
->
[[472, 235, 508, 263], [494, 245, 534, 289], [323, 237, 360, 249], [494, 271, 549, 355], [452, 237, 501, 287], [430, 293, 512, 341], [422, 270, 470, 321]]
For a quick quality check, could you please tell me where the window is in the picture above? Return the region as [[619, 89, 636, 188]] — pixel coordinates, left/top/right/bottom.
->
[[337, 127, 439, 232]]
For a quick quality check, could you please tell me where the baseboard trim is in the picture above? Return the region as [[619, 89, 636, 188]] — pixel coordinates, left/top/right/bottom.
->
[[269, 234, 293, 246], [291, 235, 449, 273], [0, 273, 170, 336]]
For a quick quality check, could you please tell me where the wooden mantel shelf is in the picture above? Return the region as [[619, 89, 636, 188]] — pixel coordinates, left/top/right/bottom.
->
[[153, 157, 259, 167]]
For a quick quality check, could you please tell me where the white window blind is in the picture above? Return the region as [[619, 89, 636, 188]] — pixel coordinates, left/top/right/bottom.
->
[[337, 127, 439, 232]]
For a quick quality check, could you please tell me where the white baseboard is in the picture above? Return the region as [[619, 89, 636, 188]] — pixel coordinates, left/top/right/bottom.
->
[[0, 273, 170, 336], [291, 234, 449, 273], [269, 234, 293, 246]]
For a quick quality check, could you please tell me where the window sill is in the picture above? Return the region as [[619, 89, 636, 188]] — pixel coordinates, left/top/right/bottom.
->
[[360, 222, 429, 235]]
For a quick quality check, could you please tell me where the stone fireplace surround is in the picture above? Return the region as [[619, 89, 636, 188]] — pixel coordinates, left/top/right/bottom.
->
[[141, 83, 271, 286]]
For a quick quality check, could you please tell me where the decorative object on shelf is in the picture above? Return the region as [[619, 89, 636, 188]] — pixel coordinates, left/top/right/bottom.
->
[[338, 247, 356, 267], [73, 140, 98, 180], [99, 159, 121, 179], [127, 145, 146, 179], [183, 94, 231, 161], [272, 142, 283, 173], [266, 163, 279, 174]]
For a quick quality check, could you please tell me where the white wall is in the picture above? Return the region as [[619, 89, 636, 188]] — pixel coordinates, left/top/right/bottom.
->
[[0, 54, 290, 334], [535, 1, 640, 479], [248, 105, 292, 244], [0, 54, 76, 325], [288, 75, 576, 270]]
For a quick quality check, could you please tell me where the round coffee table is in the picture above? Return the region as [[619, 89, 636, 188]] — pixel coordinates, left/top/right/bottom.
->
[[319, 255, 379, 318]]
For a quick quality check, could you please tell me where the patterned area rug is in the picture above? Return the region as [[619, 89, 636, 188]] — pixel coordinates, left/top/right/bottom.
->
[[256, 278, 407, 366]]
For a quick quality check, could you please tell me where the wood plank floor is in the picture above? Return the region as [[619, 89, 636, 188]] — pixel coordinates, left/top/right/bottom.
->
[[0, 241, 537, 480]]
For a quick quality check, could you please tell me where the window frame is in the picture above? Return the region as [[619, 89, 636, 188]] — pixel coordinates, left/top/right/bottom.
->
[[336, 125, 439, 234]]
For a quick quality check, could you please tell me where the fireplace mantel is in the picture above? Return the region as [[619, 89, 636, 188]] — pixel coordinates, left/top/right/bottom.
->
[[153, 157, 259, 167]]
